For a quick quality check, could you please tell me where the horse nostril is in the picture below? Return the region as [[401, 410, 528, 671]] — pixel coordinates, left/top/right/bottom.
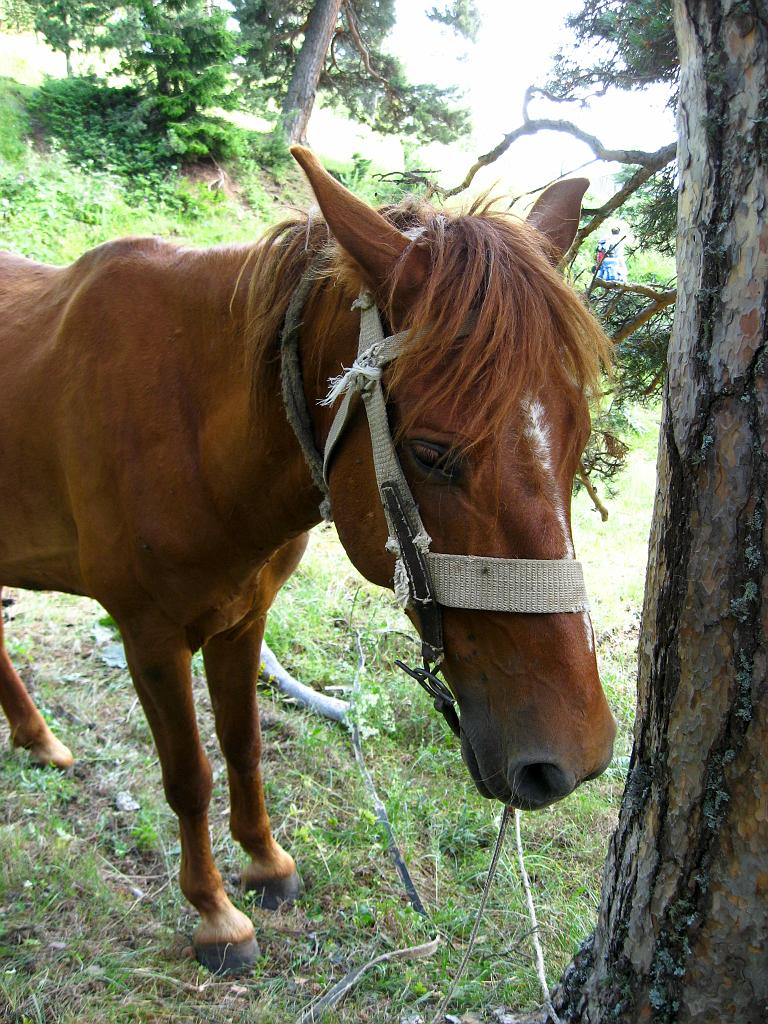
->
[[511, 761, 576, 810]]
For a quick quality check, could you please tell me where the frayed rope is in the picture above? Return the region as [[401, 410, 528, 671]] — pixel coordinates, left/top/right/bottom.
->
[[320, 360, 382, 407]]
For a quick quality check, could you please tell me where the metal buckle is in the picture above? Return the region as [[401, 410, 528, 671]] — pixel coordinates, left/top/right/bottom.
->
[[395, 658, 461, 738]]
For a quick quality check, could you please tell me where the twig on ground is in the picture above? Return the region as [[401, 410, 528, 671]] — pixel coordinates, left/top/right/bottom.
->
[[296, 937, 441, 1023]]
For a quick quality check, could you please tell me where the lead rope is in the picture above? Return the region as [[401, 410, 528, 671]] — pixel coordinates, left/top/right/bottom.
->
[[294, 684, 558, 1023], [514, 809, 563, 1024], [349, 631, 428, 917], [428, 806, 511, 1024], [431, 809, 562, 1024]]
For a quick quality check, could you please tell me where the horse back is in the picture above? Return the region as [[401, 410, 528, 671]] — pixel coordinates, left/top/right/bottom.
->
[[0, 238, 270, 611]]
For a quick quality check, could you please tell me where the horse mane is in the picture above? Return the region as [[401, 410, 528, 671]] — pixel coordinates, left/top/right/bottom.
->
[[242, 194, 611, 450]]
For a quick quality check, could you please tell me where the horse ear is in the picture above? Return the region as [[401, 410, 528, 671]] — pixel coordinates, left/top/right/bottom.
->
[[526, 178, 589, 259], [291, 145, 427, 299]]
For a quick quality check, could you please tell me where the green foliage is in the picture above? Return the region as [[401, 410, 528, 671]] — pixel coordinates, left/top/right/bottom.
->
[[549, 0, 677, 100], [26, 0, 116, 72], [0, 0, 35, 31], [27, 68, 242, 184], [235, 0, 472, 143], [0, 144, 278, 265], [541, 0, 678, 483], [5, 0, 241, 161], [0, 121, 277, 267], [27, 76, 166, 178], [0, 78, 31, 163], [580, 251, 674, 485], [427, 0, 480, 42], [109, 0, 240, 161], [621, 163, 678, 258]]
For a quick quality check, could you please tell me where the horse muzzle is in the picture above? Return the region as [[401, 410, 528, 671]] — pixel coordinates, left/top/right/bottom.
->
[[460, 726, 611, 810]]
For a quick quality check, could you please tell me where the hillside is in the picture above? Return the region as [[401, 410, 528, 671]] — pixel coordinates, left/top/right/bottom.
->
[[0, 76, 301, 264]]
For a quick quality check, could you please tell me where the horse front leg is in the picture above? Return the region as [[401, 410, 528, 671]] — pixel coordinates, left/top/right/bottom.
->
[[203, 617, 300, 909], [119, 616, 258, 974], [202, 535, 308, 909]]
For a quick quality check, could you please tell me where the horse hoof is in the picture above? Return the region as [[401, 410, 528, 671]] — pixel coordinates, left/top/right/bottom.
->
[[246, 870, 302, 910], [23, 735, 74, 770], [194, 936, 260, 975]]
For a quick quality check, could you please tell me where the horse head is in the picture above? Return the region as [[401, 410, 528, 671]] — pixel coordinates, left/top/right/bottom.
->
[[292, 147, 616, 810]]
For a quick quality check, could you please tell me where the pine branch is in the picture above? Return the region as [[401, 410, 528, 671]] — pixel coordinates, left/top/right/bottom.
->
[[593, 280, 677, 303], [563, 162, 671, 262]]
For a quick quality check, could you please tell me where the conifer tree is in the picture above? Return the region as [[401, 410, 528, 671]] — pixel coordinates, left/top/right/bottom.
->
[[111, 0, 238, 159], [233, 0, 477, 144]]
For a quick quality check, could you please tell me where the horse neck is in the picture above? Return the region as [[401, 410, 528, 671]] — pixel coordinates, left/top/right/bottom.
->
[[224, 254, 361, 542]]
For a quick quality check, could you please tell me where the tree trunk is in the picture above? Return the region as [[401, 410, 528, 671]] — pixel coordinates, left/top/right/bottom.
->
[[281, 0, 343, 145], [553, 2, 768, 1021]]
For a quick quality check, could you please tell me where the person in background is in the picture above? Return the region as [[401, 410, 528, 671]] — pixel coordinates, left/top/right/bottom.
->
[[594, 226, 628, 282]]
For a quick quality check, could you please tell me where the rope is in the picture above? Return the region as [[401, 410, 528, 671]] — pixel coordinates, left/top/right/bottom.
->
[[428, 806, 512, 1024], [290, 616, 555, 1024], [295, 628, 437, 1023], [514, 809, 562, 1024], [279, 269, 331, 520]]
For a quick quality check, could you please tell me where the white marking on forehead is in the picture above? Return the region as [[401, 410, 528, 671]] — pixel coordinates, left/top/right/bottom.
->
[[525, 399, 575, 558], [527, 399, 554, 470]]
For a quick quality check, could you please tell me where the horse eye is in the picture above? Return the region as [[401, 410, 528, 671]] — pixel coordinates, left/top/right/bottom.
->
[[408, 441, 463, 482]]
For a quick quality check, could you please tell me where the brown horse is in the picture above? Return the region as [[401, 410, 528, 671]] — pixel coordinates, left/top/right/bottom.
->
[[0, 147, 615, 972]]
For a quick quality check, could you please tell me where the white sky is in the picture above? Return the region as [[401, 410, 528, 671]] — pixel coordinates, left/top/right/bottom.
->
[[310, 0, 676, 199]]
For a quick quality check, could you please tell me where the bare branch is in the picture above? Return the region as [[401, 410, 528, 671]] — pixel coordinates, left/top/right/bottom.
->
[[563, 162, 671, 262], [329, 30, 344, 71], [525, 83, 611, 108], [259, 643, 348, 723], [593, 279, 678, 302], [442, 85, 676, 200], [641, 367, 665, 397], [342, 0, 389, 86], [608, 288, 677, 345], [578, 463, 609, 521]]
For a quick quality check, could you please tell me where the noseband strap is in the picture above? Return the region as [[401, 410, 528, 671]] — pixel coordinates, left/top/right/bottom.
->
[[279, 275, 590, 734]]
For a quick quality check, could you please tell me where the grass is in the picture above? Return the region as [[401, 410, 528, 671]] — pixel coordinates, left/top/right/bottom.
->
[[0, 416, 659, 1023], [0, 74, 310, 265], [0, 61, 662, 1022]]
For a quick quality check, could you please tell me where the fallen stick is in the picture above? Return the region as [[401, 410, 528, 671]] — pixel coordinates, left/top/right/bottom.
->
[[259, 642, 349, 723], [296, 937, 441, 1023]]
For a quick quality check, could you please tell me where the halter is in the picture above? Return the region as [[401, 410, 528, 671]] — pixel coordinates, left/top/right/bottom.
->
[[279, 272, 590, 737]]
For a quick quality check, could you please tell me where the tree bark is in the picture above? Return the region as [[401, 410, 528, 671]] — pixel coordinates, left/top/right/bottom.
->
[[553, 2, 768, 1021], [281, 0, 343, 145]]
